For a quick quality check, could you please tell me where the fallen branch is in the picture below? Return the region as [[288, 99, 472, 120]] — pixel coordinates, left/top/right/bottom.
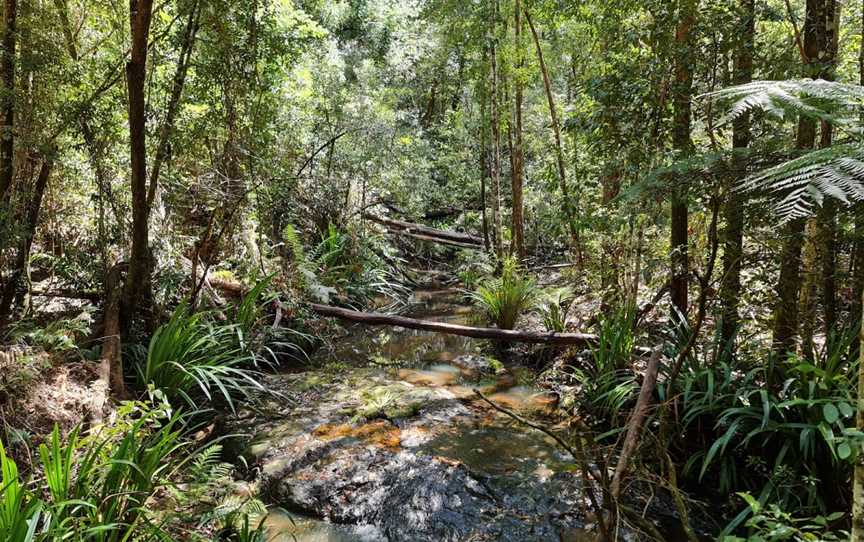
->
[[31, 289, 101, 302], [611, 348, 662, 500], [393, 229, 482, 249], [309, 303, 598, 345], [362, 213, 483, 245]]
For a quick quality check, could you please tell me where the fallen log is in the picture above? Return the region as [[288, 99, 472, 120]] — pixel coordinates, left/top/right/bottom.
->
[[309, 303, 598, 345], [394, 230, 481, 249], [362, 213, 483, 246]]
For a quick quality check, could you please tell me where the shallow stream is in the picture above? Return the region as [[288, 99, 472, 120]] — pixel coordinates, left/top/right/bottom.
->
[[233, 290, 643, 541]]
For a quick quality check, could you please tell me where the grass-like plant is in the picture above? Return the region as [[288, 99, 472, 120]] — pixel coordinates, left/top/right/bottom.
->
[[537, 286, 576, 332], [569, 308, 638, 425], [470, 258, 537, 330], [138, 304, 264, 411]]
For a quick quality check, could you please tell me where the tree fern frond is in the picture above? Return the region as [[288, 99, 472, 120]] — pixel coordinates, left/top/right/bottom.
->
[[738, 144, 864, 221], [704, 79, 864, 127]]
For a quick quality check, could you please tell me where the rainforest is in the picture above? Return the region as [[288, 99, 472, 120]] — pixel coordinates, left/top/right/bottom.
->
[[2, 0, 864, 540]]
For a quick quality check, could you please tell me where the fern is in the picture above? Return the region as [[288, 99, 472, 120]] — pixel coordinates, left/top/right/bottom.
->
[[705, 78, 864, 127], [739, 144, 864, 220], [706, 79, 864, 220]]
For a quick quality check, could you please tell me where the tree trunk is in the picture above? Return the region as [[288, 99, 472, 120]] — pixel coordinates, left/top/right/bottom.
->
[[148, 0, 200, 208], [0, 0, 15, 203], [771, 0, 822, 360], [480, 65, 491, 251], [0, 156, 50, 331], [670, 0, 696, 322], [854, 277, 864, 540], [122, 0, 155, 331], [819, 2, 839, 341], [489, 0, 504, 259], [510, 0, 525, 259], [852, 0, 864, 353], [524, 7, 579, 248], [718, 0, 753, 351]]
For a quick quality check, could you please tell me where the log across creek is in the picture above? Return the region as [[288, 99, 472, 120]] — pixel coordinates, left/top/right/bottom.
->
[[309, 303, 600, 346], [362, 213, 484, 247]]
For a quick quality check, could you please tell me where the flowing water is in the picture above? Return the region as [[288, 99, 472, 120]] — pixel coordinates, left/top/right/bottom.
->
[[240, 290, 623, 541]]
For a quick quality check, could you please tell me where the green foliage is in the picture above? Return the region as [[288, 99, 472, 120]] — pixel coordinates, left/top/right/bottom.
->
[[0, 438, 41, 542], [8, 313, 92, 353], [724, 493, 847, 542], [679, 329, 862, 532], [138, 303, 264, 411], [565, 308, 637, 427], [284, 223, 407, 306], [710, 79, 864, 220], [537, 286, 576, 332], [0, 401, 190, 541], [470, 258, 537, 330]]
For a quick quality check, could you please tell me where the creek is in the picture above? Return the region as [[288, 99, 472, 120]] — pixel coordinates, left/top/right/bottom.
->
[[230, 290, 674, 541]]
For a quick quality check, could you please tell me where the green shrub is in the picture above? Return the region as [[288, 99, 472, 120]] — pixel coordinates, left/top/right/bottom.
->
[[537, 286, 576, 332], [679, 328, 863, 534], [1, 401, 190, 541], [138, 303, 264, 411], [572, 308, 637, 424], [470, 258, 537, 330], [723, 493, 847, 542]]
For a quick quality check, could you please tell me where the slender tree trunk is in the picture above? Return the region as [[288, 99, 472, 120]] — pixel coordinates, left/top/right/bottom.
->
[[0, 0, 14, 203], [489, 0, 503, 259], [771, 0, 822, 360], [122, 0, 155, 330], [852, 0, 864, 351], [819, 2, 839, 340], [718, 0, 753, 352], [670, 0, 696, 322], [0, 156, 50, 330], [524, 7, 579, 248], [148, 0, 200, 208], [510, 0, 525, 259], [851, 3, 864, 537], [854, 286, 864, 540], [480, 67, 491, 251]]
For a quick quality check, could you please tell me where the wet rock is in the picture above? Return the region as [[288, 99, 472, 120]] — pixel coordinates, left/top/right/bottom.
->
[[232, 368, 685, 541], [450, 354, 502, 378]]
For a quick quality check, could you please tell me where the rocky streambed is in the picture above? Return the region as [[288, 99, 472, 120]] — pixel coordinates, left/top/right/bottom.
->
[[227, 292, 690, 541]]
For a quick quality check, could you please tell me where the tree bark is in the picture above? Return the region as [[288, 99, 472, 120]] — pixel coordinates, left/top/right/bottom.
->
[[718, 0, 753, 351], [510, 0, 525, 259], [852, 0, 864, 353], [309, 303, 601, 346], [670, 0, 697, 322], [0, 156, 50, 331], [0, 0, 15, 203], [362, 213, 483, 245], [771, 0, 822, 360], [855, 276, 864, 540], [489, 0, 504, 259], [122, 0, 155, 331], [611, 348, 662, 501], [524, 7, 579, 248], [99, 264, 126, 404], [480, 65, 491, 251]]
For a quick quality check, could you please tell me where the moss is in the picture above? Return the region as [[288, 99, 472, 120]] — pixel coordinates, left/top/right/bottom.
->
[[350, 384, 426, 421]]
